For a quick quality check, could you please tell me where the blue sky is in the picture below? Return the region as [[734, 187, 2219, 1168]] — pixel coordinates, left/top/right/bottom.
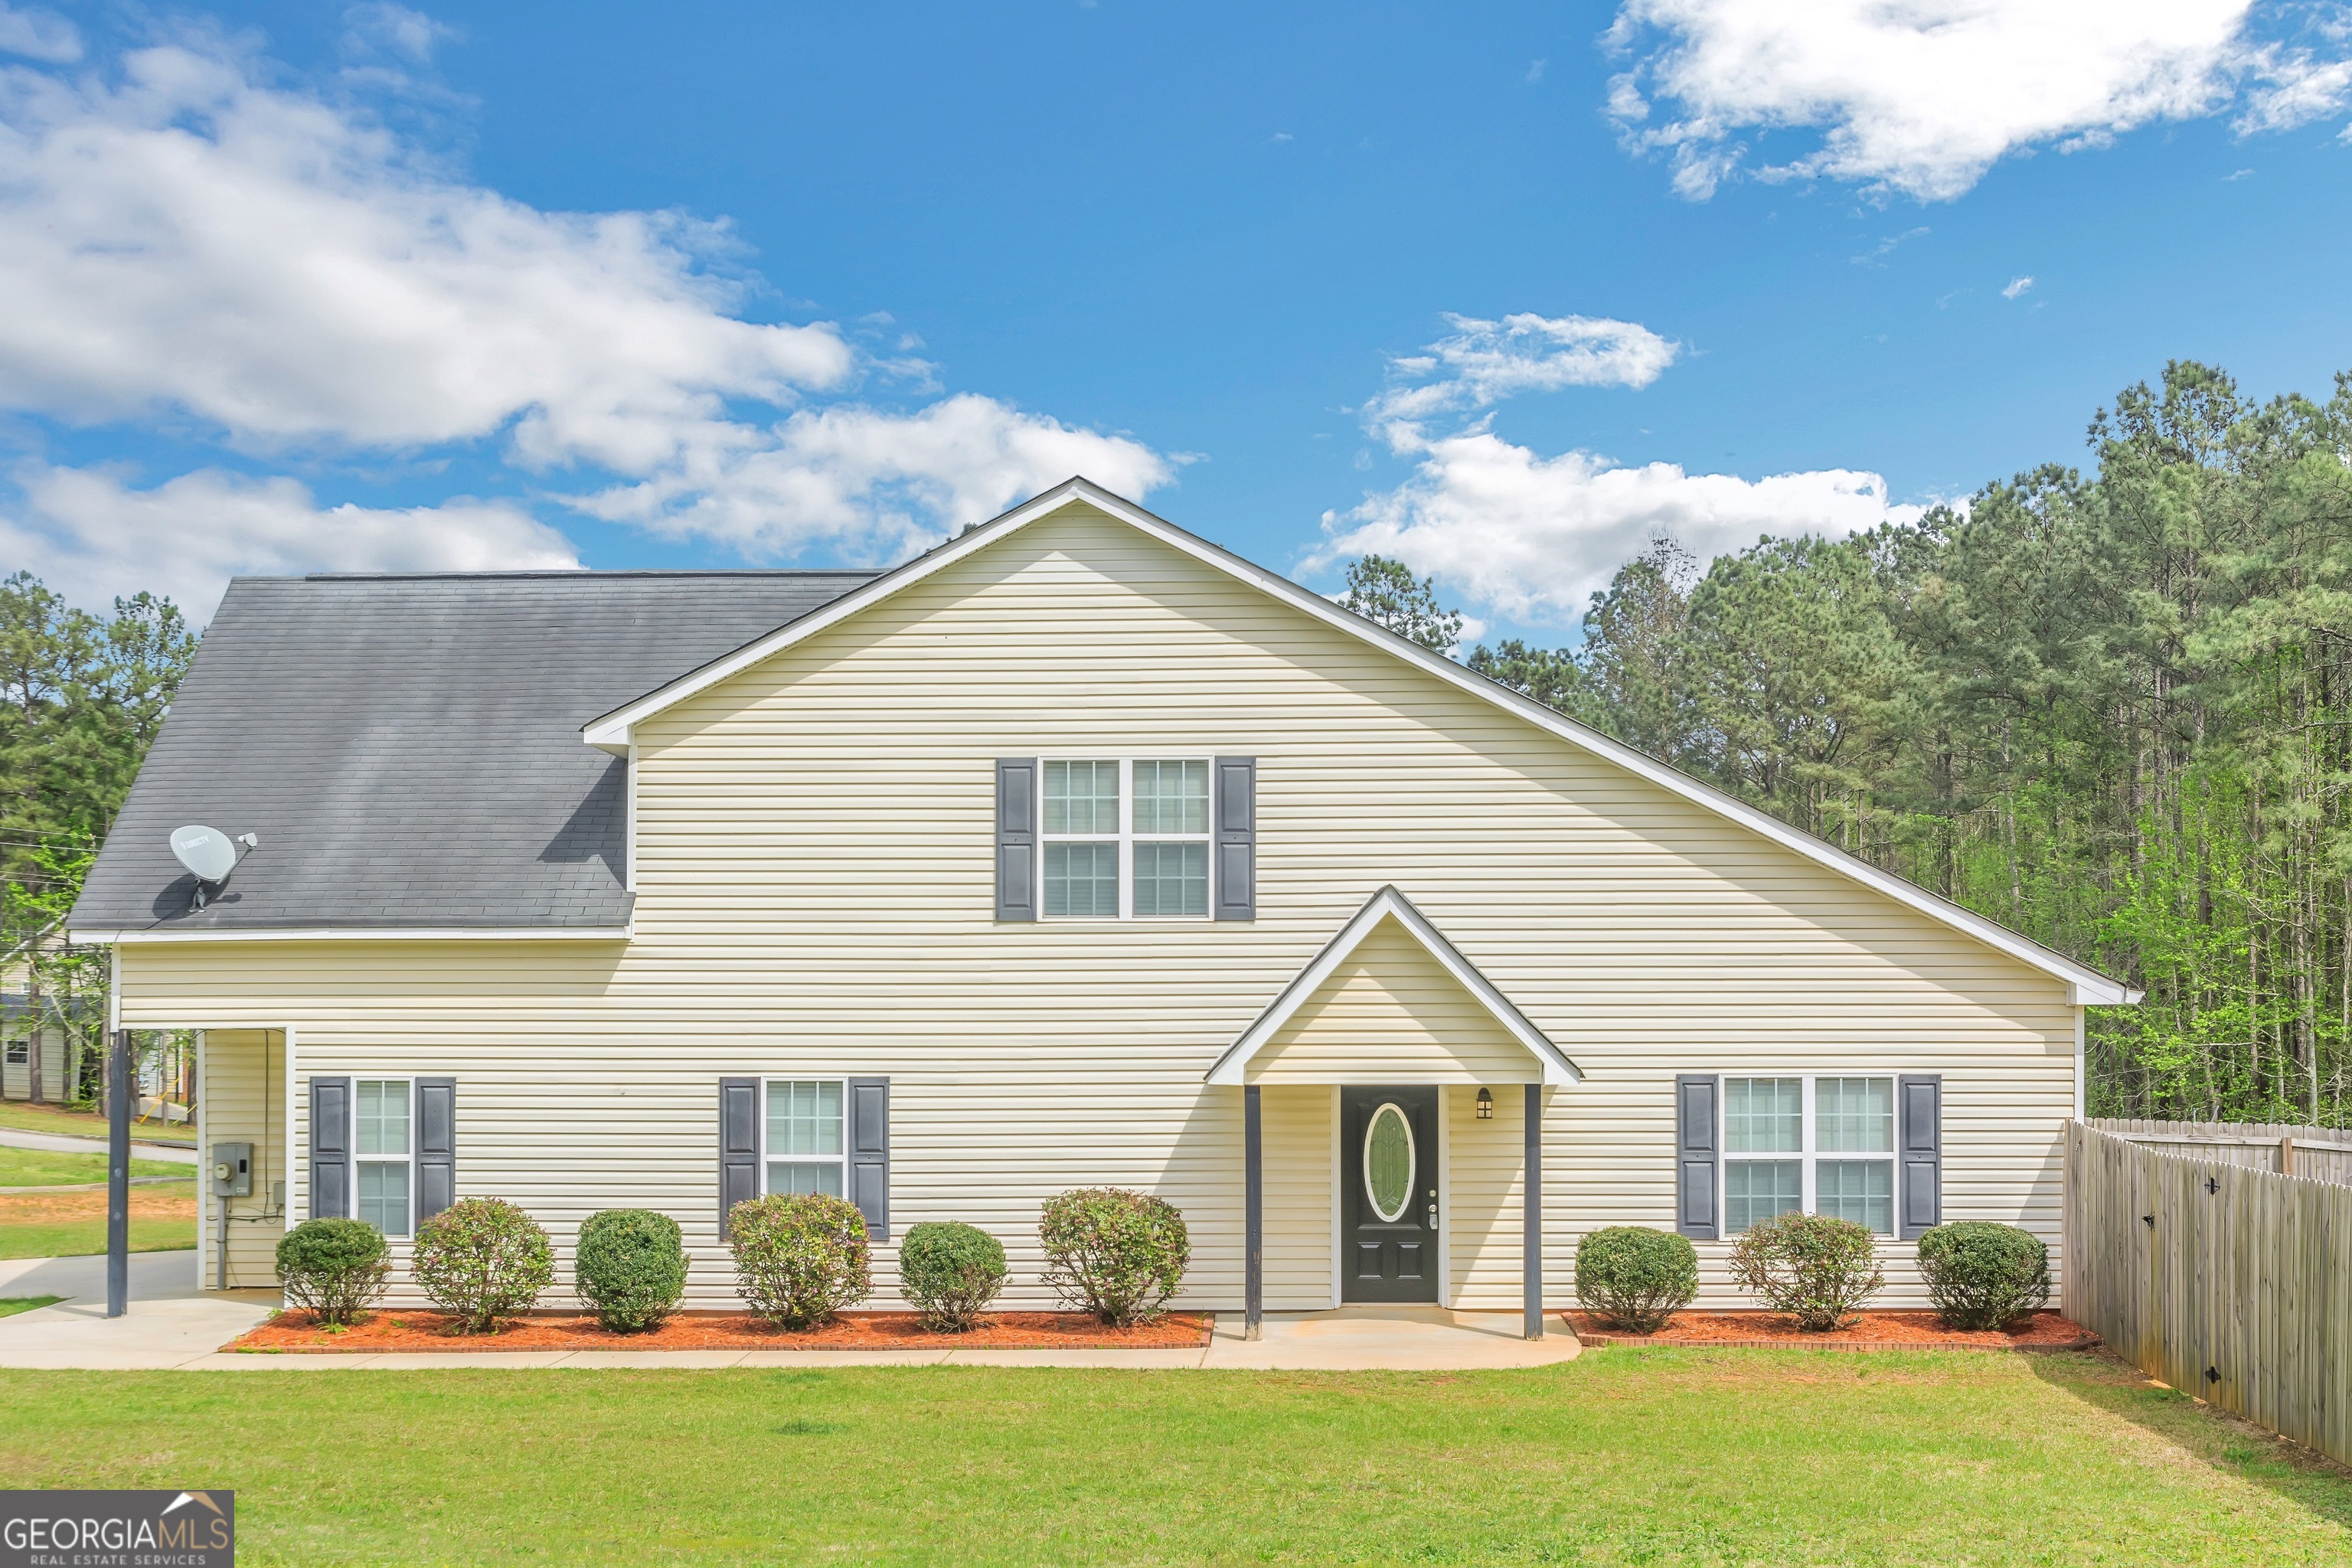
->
[[5, 2, 2352, 643]]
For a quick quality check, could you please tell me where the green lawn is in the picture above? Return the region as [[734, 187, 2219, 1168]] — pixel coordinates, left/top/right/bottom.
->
[[2, 1351, 2345, 1565], [0, 1145, 193, 1187], [0, 1295, 61, 1318], [0, 1099, 198, 1144]]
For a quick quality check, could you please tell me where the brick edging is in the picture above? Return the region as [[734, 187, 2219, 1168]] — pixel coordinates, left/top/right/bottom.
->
[[1570, 1326, 2102, 1354]]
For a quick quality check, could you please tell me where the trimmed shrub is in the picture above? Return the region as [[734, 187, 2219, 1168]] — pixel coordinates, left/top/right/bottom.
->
[[727, 1193, 872, 1329], [1039, 1187, 1189, 1327], [1917, 1221, 2050, 1331], [1573, 1226, 1698, 1334], [1727, 1211, 1886, 1331], [412, 1197, 554, 1334], [899, 1221, 1009, 1332], [275, 1217, 390, 1326], [574, 1208, 689, 1333]]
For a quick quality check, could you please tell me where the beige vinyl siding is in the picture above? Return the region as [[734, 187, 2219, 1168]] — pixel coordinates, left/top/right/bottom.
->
[[130, 501, 2082, 1309], [1250, 917, 1545, 1086], [1446, 1083, 1530, 1308], [197, 1029, 287, 1292], [1259, 1085, 1334, 1309]]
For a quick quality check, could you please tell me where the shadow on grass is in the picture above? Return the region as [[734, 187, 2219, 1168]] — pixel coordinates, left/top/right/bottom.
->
[[2025, 1347, 2352, 1531]]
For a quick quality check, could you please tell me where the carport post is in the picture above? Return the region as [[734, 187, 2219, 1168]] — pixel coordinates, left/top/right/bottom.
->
[[1244, 1083, 1263, 1341], [1523, 1083, 1541, 1341], [106, 1027, 131, 1318]]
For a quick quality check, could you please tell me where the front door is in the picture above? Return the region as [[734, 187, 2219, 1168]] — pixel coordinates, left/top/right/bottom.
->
[[1341, 1086, 1439, 1302]]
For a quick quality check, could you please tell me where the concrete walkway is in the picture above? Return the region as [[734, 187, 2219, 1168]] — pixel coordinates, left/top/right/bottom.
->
[[0, 1127, 199, 1162], [0, 1259, 1581, 1370]]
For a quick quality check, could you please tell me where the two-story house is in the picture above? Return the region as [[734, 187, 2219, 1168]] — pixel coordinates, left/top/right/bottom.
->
[[68, 479, 2136, 1330]]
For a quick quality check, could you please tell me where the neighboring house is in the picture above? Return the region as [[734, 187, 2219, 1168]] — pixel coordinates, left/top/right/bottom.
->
[[68, 479, 2138, 1314], [2, 1014, 71, 1104]]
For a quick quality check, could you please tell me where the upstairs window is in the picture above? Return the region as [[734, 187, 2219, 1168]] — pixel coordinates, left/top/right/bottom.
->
[[1040, 758, 1212, 920]]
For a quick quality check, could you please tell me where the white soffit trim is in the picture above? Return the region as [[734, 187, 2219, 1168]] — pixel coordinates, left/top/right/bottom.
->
[[583, 475, 2138, 1005], [70, 926, 633, 946], [1204, 886, 1582, 1086]]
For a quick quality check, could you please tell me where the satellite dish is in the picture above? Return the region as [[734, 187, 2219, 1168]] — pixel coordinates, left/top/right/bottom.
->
[[169, 825, 240, 884]]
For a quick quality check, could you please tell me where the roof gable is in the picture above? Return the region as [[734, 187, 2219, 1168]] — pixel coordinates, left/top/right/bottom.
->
[[1206, 887, 1580, 1086], [583, 476, 2136, 1005]]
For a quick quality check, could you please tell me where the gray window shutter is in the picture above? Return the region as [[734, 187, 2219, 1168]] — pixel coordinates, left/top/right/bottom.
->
[[1899, 1074, 1942, 1238], [719, 1077, 760, 1238], [1214, 756, 1256, 921], [1675, 1074, 1719, 1240], [415, 1076, 456, 1227], [996, 758, 1037, 922], [848, 1076, 889, 1240], [309, 1076, 350, 1220]]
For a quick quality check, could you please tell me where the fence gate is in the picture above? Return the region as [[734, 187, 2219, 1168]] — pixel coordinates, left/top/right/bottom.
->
[[2066, 1122, 2351, 1467]]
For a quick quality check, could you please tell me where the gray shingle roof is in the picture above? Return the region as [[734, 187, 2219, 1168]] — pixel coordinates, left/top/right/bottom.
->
[[70, 570, 876, 934]]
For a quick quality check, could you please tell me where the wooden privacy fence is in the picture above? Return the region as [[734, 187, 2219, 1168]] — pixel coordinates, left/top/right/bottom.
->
[[2091, 1116, 2352, 1186], [2065, 1122, 2352, 1466]]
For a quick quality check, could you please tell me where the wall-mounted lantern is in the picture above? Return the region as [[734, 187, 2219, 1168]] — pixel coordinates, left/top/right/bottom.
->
[[1475, 1087, 1494, 1120]]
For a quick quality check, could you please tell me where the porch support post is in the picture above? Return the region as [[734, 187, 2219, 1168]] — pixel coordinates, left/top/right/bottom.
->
[[1522, 1082, 1542, 1341], [1244, 1083, 1263, 1341], [106, 1028, 131, 1318]]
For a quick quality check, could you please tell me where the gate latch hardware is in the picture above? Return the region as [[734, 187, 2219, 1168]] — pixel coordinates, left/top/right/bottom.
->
[[2205, 1176, 2218, 1195]]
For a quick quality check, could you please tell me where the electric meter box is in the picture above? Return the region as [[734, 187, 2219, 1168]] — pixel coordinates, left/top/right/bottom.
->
[[211, 1142, 253, 1199]]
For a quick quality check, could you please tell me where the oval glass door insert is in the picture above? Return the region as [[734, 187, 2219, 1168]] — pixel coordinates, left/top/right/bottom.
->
[[1363, 1102, 1416, 1223]]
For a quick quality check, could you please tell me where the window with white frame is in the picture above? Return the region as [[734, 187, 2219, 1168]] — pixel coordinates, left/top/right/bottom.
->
[[1723, 1075, 1895, 1235], [354, 1078, 413, 1236], [766, 1079, 845, 1197], [1040, 757, 1211, 920], [3, 1040, 26, 1065]]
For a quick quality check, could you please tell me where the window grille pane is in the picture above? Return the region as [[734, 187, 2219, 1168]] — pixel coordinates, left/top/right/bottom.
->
[[1043, 760, 1120, 835], [1817, 1077, 1893, 1152], [358, 1161, 410, 1235], [767, 1080, 842, 1158], [356, 1080, 410, 1158], [1132, 841, 1209, 917], [768, 1161, 844, 1197], [1132, 760, 1208, 835], [1817, 1159, 1894, 1234], [1723, 1077, 1801, 1153], [1044, 841, 1120, 917], [1725, 1160, 1802, 1232]]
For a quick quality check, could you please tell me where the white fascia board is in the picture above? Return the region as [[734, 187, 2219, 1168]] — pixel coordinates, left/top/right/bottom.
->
[[1205, 886, 1581, 1087], [584, 474, 2137, 1004], [72, 926, 632, 946]]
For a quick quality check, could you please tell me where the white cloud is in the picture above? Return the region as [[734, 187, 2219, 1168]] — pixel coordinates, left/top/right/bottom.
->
[[2003, 275, 2035, 299], [341, 3, 451, 65], [1315, 428, 1922, 626], [0, 463, 578, 616], [0, 44, 853, 466], [578, 393, 1178, 562], [0, 35, 1176, 585], [0, 4, 77, 64], [1606, 1, 2352, 201], [1365, 313, 1680, 431]]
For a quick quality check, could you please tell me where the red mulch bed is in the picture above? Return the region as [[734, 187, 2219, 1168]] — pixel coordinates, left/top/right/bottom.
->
[[1565, 1308, 2096, 1351], [227, 1309, 1214, 1354]]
